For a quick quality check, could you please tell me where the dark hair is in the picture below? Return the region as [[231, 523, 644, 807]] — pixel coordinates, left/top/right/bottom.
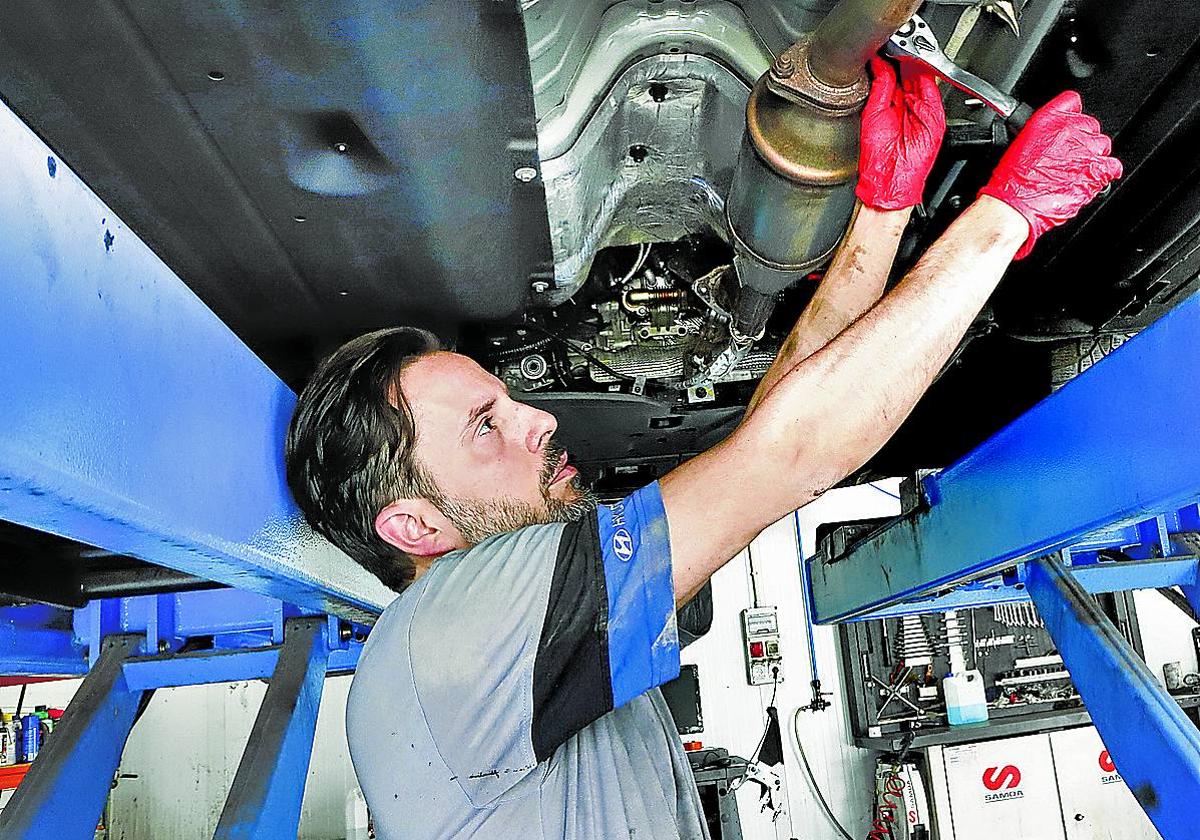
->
[[285, 327, 443, 591]]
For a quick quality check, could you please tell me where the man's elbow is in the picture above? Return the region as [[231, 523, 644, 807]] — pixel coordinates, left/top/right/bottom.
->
[[737, 420, 845, 510]]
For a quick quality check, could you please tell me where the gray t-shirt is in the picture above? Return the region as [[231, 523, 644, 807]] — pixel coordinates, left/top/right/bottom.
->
[[347, 482, 708, 839]]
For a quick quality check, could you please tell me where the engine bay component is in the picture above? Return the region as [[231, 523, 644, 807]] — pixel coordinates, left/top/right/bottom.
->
[[479, 237, 781, 402]]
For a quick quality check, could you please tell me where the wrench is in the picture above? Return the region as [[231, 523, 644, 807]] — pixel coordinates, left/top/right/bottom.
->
[[882, 13, 1033, 133]]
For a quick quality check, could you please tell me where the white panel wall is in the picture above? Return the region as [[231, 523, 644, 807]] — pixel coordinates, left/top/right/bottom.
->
[[105, 675, 358, 840], [680, 481, 903, 840]]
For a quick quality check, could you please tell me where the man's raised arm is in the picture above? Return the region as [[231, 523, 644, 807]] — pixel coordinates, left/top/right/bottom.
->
[[748, 58, 945, 415], [663, 91, 1122, 606]]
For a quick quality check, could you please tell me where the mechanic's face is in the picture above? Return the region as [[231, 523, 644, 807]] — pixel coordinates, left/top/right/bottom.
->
[[399, 352, 595, 549]]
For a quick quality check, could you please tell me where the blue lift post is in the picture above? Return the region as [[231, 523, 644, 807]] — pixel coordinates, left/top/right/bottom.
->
[[214, 618, 330, 840], [807, 290, 1200, 840], [1027, 554, 1200, 839]]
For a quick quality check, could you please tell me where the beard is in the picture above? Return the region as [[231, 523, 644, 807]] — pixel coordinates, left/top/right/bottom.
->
[[431, 441, 598, 547]]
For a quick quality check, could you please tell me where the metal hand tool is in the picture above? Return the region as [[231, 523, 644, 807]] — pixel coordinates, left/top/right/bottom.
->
[[868, 668, 925, 717], [883, 13, 1034, 133]]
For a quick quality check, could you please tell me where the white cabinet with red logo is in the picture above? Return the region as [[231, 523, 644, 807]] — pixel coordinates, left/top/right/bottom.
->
[[1048, 727, 1161, 840], [926, 732, 1066, 840], [924, 727, 1163, 840]]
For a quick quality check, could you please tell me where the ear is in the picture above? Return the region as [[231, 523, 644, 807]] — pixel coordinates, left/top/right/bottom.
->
[[374, 498, 463, 559]]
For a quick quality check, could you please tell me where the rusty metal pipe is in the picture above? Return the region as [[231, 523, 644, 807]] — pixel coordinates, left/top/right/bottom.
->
[[723, 0, 923, 340], [809, 0, 927, 88]]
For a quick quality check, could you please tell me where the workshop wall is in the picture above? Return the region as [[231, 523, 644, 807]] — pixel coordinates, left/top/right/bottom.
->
[[106, 675, 357, 839], [680, 481, 903, 840]]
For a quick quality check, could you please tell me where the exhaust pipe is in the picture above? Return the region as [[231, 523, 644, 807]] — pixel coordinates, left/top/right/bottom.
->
[[725, 0, 924, 340]]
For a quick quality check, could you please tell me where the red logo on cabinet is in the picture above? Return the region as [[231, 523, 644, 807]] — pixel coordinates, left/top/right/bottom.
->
[[982, 765, 1022, 791], [1099, 750, 1116, 773]]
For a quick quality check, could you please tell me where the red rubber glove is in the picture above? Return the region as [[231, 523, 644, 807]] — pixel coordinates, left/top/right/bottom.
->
[[855, 56, 946, 210], [978, 91, 1123, 259]]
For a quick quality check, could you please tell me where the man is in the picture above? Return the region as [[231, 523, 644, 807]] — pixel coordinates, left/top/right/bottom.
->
[[286, 57, 1120, 839]]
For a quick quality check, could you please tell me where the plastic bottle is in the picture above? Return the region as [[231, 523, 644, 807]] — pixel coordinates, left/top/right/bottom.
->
[[345, 786, 370, 840], [21, 713, 41, 763], [943, 641, 989, 725]]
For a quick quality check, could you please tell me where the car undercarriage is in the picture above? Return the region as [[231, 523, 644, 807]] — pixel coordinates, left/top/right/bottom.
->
[[2, 0, 1198, 495]]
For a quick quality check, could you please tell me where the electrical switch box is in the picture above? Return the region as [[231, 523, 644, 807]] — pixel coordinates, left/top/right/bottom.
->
[[741, 606, 783, 686]]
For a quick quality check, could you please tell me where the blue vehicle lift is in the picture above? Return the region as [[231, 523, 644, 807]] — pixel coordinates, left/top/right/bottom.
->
[[808, 289, 1200, 840], [0, 80, 378, 837], [0, 37, 1198, 840]]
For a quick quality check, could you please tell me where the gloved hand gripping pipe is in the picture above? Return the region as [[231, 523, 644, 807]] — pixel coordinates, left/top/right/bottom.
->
[[724, 0, 925, 340]]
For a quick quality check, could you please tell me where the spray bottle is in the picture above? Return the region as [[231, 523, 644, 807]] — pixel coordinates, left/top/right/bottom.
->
[[942, 611, 988, 725]]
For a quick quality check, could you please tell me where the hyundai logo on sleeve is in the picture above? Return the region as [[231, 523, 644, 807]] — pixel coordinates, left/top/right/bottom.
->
[[612, 529, 634, 562]]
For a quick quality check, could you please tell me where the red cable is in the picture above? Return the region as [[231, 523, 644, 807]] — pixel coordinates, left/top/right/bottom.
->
[[866, 770, 906, 840]]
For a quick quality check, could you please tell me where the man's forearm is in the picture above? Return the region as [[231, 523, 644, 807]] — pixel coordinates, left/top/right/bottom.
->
[[746, 196, 1027, 501], [747, 203, 910, 414], [662, 196, 1024, 605]]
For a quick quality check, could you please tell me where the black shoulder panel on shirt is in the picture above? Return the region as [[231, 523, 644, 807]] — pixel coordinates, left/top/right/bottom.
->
[[531, 514, 614, 763]]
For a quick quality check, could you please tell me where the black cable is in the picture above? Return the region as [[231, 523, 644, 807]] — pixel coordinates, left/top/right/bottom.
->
[[731, 670, 780, 793], [748, 670, 780, 764], [792, 707, 857, 840]]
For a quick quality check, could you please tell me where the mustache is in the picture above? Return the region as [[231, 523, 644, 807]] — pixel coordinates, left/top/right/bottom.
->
[[540, 440, 566, 490]]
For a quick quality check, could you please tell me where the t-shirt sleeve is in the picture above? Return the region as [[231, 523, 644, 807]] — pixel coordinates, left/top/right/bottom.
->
[[408, 481, 679, 806]]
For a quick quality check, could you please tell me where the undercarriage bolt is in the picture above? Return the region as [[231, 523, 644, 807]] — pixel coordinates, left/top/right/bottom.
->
[[773, 53, 796, 78]]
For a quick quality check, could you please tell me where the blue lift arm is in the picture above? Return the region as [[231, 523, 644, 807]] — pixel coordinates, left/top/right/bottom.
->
[[1028, 554, 1200, 840], [804, 289, 1200, 840], [809, 288, 1200, 624], [0, 91, 393, 624]]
